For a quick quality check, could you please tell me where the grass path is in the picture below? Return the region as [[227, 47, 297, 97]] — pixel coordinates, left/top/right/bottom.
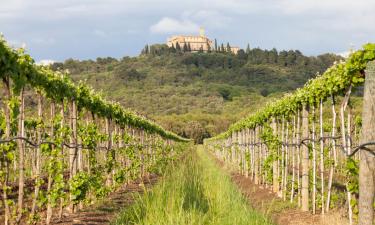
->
[[113, 146, 273, 225]]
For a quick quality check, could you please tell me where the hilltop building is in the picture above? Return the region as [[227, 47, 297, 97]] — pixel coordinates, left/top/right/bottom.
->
[[230, 46, 240, 54], [167, 28, 239, 54]]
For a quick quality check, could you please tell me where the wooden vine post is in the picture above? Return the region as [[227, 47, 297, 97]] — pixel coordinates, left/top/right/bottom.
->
[[311, 105, 317, 214], [358, 60, 375, 225], [301, 104, 310, 212], [290, 115, 296, 202], [319, 99, 325, 215], [326, 95, 337, 212], [69, 100, 78, 213], [46, 101, 56, 224], [16, 88, 25, 223], [105, 117, 112, 186], [245, 128, 249, 177], [2, 76, 11, 225], [255, 126, 260, 184], [31, 94, 43, 217], [284, 118, 289, 201], [271, 118, 279, 193], [297, 110, 301, 207]]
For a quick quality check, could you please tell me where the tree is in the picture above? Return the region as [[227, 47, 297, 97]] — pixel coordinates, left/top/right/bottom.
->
[[269, 48, 278, 63], [141, 44, 149, 55], [176, 42, 181, 52], [278, 50, 288, 66], [183, 43, 188, 52], [187, 43, 192, 52], [116, 68, 146, 81], [199, 45, 204, 53], [260, 88, 269, 97], [246, 44, 251, 54], [286, 50, 297, 65], [220, 43, 225, 53], [218, 87, 232, 101], [183, 121, 209, 144], [226, 42, 231, 53], [214, 39, 218, 51], [170, 43, 176, 53]]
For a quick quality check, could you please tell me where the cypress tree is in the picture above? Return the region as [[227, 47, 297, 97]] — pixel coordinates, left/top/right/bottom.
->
[[214, 39, 218, 51], [187, 43, 192, 52], [170, 43, 176, 53], [226, 42, 231, 53], [199, 45, 204, 53], [176, 42, 181, 52], [141, 44, 149, 55], [246, 43, 251, 54], [183, 43, 188, 52]]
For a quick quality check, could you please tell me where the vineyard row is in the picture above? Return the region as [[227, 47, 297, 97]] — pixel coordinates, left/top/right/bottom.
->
[[0, 37, 190, 225], [204, 43, 375, 225]]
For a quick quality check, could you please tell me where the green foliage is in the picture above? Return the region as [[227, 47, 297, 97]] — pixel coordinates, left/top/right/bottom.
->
[[260, 125, 281, 182], [345, 158, 359, 193], [209, 43, 375, 141], [260, 125, 281, 156], [69, 172, 91, 204], [0, 36, 188, 142]]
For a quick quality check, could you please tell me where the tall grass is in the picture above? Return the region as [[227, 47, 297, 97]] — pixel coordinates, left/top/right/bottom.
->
[[113, 146, 273, 225]]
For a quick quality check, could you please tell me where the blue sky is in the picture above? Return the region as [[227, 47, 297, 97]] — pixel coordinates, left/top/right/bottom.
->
[[1, 0, 374, 62]]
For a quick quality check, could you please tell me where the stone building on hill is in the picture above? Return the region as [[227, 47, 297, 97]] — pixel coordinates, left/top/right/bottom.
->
[[229, 46, 240, 54], [167, 28, 239, 54], [167, 28, 212, 52]]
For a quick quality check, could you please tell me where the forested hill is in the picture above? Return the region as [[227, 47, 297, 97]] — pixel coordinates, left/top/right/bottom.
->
[[51, 45, 342, 143]]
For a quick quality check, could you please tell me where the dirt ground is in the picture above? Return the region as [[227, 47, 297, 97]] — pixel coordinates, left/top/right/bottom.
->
[[230, 172, 349, 225], [49, 174, 159, 225]]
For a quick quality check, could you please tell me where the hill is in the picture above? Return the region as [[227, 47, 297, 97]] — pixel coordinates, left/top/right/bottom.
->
[[51, 45, 342, 143]]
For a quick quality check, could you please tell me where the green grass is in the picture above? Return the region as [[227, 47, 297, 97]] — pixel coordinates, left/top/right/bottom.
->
[[112, 146, 273, 225]]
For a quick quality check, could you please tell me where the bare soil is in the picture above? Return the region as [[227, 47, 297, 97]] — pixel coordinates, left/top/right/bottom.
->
[[230, 172, 348, 225], [49, 174, 159, 225]]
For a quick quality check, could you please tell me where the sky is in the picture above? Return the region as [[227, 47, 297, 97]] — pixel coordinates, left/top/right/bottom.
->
[[0, 0, 374, 62]]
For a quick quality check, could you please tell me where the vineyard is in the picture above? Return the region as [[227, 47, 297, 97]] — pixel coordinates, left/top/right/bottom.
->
[[1, 33, 375, 225], [204, 43, 375, 225], [0, 37, 190, 225]]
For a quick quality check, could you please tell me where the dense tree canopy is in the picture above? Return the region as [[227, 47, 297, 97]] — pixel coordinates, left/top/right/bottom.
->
[[51, 45, 342, 143]]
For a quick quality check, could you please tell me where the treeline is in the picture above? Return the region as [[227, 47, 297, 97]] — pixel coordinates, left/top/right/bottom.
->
[[139, 43, 342, 79], [54, 44, 341, 82], [180, 48, 341, 74], [51, 57, 119, 74]]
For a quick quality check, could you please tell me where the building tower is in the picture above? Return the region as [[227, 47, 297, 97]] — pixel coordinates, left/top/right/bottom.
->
[[199, 27, 205, 37]]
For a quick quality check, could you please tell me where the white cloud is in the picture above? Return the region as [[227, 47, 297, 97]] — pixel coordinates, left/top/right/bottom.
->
[[150, 17, 200, 34], [182, 10, 232, 29], [36, 59, 55, 66]]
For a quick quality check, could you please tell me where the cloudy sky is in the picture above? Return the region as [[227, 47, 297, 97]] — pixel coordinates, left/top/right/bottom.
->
[[1, 0, 374, 62]]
